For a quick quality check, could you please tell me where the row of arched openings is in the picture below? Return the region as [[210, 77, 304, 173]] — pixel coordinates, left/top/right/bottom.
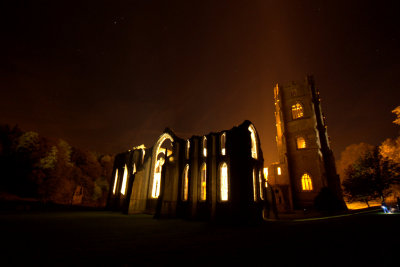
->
[[190, 133, 227, 159], [182, 162, 229, 202], [113, 124, 259, 203], [112, 163, 135, 196]]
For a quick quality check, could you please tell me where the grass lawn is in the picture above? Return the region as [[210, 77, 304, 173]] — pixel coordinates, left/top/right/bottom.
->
[[1, 209, 399, 266]]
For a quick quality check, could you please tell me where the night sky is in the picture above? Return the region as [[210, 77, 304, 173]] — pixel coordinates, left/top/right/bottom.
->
[[1, 0, 400, 165]]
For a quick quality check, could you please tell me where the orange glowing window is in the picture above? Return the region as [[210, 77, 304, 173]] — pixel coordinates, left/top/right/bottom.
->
[[264, 168, 268, 188], [301, 173, 313, 191], [292, 103, 304, 119], [252, 168, 257, 201], [202, 137, 207, 157], [200, 163, 207, 201], [259, 170, 264, 200], [220, 162, 228, 201], [248, 125, 258, 159], [221, 133, 226, 156], [297, 137, 306, 149], [112, 169, 119, 195], [182, 164, 189, 201], [186, 140, 190, 159], [121, 164, 128, 195], [152, 157, 165, 198], [277, 167, 281, 175]]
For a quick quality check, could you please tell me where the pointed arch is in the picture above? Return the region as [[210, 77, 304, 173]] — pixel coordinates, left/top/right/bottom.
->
[[220, 132, 226, 156], [202, 136, 207, 157], [301, 173, 313, 191], [182, 164, 189, 201], [248, 124, 258, 159], [121, 164, 128, 195], [200, 163, 207, 201], [297, 136, 306, 149], [112, 169, 119, 195], [292, 103, 304, 119], [220, 162, 229, 201], [151, 133, 174, 198]]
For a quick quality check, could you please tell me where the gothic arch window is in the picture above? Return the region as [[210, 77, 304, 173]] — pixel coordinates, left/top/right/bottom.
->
[[182, 164, 189, 201], [252, 168, 257, 201], [202, 136, 207, 157], [151, 133, 174, 198], [264, 168, 269, 188], [142, 148, 146, 163], [297, 137, 306, 149], [220, 132, 226, 156], [112, 169, 119, 195], [200, 163, 207, 201], [121, 164, 128, 195], [259, 170, 264, 200], [220, 162, 228, 201], [248, 124, 258, 159], [301, 173, 313, 191], [186, 140, 190, 159], [292, 103, 304, 119]]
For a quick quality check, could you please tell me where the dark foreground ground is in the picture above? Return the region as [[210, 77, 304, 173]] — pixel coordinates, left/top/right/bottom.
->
[[1, 208, 399, 266]]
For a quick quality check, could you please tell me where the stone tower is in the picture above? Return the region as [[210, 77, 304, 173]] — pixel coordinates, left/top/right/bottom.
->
[[273, 76, 345, 209]]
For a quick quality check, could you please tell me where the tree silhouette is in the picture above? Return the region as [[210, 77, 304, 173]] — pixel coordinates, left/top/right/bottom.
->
[[342, 147, 400, 206]]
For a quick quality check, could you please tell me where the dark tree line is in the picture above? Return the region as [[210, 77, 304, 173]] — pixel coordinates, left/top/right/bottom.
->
[[0, 124, 114, 206]]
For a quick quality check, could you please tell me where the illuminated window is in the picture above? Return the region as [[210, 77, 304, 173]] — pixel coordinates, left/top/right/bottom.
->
[[121, 165, 128, 195], [277, 167, 281, 175], [221, 133, 226, 156], [200, 163, 207, 201], [297, 137, 306, 149], [112, 169, 119, 195], [248, 125, 258, 159], [263, 168, 268, 188], [186, 140, 190, 159], [292, 103, 304, 119], [203, 137, 207, 157], [220, 162, 228, 201], [152, 133, 173, 198], [182, 164, 189, 201], [252, 168, 257, 201], [152, 157, 165, 198], [142, 149, 146, 163], [259, 170, 264, 200], [301, 173, 313, 191]]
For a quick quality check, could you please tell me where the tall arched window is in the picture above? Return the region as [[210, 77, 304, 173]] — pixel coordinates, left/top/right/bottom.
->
[[182, 164, 189, 201], [202, 137, 207, 157], [252, 168, 257, 201], [152, 157, 165, 198], [200, 163, 207, 201], [297, 137, 306, 149], [221, 133, 226, 156], [112, 169, 119, 195], [259, 170, 264, 200], [248, 125, 258, 159], [220, 162, 228, 201], [263, 168, 269, 188], [186, 140, 190, 159], [151, 133, 173, 198], [142, 148, 146, 163], [301, 173, 313, 191], [121, 164, 128, 195], [292, 103, 304, 119]]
